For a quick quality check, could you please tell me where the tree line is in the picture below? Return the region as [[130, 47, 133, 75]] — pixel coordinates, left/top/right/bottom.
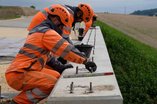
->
[[131, 8, 157, 16]]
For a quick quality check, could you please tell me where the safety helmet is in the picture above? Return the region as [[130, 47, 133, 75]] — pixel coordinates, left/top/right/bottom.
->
[[62, 5, 74, 28], [78, 3, 94, 22], [46, 4, 72, 27]]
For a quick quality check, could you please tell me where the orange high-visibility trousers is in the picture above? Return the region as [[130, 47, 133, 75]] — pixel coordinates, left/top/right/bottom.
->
[[5, 68, 60, 104]]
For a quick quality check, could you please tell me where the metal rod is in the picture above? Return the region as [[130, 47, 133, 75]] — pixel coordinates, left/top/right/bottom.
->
[[89, 82, 93, 93], [76, 66, 78, 74], [93, 49, 95, 55], [92, 57, 94, 62], [64, 72, 114, 78], [70, 82, 74, 94], [93, 28, 97, 49], [0, 85, 1, 99]]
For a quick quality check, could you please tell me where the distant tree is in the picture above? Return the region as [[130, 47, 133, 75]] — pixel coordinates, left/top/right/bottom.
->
[[30, 5, 35, 9], [130, 8, 157, 16]]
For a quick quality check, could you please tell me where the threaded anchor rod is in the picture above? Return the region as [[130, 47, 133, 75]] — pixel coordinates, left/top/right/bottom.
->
[[70, 82, 74, 93], [76, 66, 78, 74], [89, 82, 93, 93]]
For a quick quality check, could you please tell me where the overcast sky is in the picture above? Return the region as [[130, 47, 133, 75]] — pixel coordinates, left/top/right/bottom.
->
[[0, 0, 157, 14]]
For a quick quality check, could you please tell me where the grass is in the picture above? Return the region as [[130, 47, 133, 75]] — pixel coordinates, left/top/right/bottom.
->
[[0, 15, 21, 20], [96, 21, 157, 104], [0, 6, 22, 19]]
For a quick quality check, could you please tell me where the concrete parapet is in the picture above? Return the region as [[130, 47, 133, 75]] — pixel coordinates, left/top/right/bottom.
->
[[47, 26, 123, 104]]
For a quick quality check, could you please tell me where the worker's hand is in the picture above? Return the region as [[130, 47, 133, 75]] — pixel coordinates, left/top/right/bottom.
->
[[46, 57, 73, 74], [58, 63, 73, 74], [57, 57, 67, 64], [64, 64, 74, 69], [84, 61, 97, 73]]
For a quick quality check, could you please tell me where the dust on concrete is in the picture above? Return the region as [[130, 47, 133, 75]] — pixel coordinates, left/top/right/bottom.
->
[[66, 84, 115, 95], [93, 85, 115, 91]]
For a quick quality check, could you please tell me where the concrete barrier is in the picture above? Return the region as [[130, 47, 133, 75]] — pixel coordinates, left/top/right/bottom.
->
[[47, 26, 123, 104]]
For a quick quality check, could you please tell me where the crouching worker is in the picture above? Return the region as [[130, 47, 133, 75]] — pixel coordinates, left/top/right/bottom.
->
[[5, 4, 97, 104]]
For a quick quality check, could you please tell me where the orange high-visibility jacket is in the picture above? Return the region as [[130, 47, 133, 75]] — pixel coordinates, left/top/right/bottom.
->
[[27, 9, 47, 31], [7, 22, 86, 73]]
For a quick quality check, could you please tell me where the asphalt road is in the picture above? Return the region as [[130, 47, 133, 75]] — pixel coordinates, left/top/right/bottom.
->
[[0, 16, 31, 57], [0, 16, 33, 28]]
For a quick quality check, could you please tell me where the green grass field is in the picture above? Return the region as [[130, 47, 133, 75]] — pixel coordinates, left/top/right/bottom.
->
[[96, 21, 157, 104]]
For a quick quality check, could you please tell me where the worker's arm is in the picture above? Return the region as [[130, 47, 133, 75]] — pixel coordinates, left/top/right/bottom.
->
[[43, 30, 97, 72], [42, 30, 86, 64]]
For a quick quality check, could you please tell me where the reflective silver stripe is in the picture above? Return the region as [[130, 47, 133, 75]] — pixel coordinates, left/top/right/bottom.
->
[[26, 90, 39, 103], [36, 26, 50, 33], [32, 88, 48, 98], [37, 57, 45, 69], [19, 49, 37, 59], [42, 10, 48, 17], [24, 43, 47, 55], [61, 45, 73, 58], [63, 26, 71, 32], [51, 39, 66, 53], [19, 49, 45, 69]]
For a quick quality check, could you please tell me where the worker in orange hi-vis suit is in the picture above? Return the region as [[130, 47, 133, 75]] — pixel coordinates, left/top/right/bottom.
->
[[27, 3, 95, 70], [27, 4, 74, 69], [5, 5, 97, 104], [65, 3, 95, 39]]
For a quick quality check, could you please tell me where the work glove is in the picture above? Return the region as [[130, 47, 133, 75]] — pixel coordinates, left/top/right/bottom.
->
[[84, 60, 97, 73], [51, 63, 73, 74], [46, 57, 73, 74], [57, 57, 67, 64], [57, 63, 73, 74]]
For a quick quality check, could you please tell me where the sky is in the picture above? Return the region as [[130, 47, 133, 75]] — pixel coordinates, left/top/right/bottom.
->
[[0, 0, 157, 14]]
